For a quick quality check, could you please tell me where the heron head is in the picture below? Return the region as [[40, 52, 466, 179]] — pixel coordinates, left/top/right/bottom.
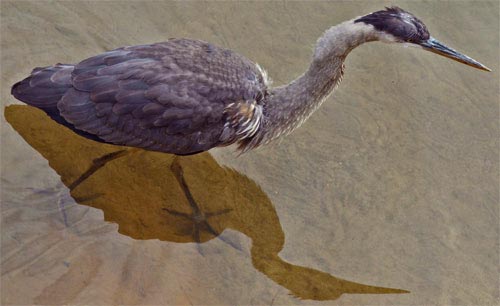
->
[[355, 6, 491, 71]]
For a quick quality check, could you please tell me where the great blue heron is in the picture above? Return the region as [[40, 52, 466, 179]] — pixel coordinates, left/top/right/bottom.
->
[[11, 7, 490, 155]]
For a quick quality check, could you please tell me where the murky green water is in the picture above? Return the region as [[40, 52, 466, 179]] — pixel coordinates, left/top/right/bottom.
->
[[1, 1, 498, 304]]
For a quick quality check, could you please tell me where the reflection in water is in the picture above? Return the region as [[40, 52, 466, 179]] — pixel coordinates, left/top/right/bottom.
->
[[5, 105, 408, 300]]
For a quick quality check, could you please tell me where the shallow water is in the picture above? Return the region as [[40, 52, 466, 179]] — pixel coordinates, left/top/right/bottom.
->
[[1, 1, 498, 304]]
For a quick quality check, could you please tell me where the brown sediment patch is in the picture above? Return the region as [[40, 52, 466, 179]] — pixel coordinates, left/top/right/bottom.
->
[[5, 105, 407, 301]]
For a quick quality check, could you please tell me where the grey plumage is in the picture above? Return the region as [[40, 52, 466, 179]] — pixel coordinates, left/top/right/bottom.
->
[[12, 39, 267, 155], [11, 7, 489, 155]]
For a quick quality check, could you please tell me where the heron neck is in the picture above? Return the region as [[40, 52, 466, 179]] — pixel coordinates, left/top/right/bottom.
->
[[259, 20, 376, 144]]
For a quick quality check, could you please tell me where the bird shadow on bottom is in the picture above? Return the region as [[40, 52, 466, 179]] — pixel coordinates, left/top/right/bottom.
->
[[4, 104, 409, 301]]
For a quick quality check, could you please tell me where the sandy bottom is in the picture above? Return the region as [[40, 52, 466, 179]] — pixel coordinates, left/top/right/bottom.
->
[[1, 1, 498, 304]]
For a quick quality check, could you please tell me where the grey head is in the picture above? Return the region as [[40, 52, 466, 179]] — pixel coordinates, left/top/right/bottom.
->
[[355, 6, 491, 71]]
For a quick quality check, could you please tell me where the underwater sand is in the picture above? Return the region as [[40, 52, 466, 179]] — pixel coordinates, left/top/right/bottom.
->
[[1, 1, 498, 304]]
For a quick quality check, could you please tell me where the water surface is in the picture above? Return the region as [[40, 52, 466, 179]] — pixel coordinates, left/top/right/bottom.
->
[[1, 1, 498, 304]]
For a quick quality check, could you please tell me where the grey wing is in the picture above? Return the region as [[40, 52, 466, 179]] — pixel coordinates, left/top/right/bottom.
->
[[58, 39, 267, 155]]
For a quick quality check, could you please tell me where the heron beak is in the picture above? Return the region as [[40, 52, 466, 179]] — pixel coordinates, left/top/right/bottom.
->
[[419, 37, 491, 72]]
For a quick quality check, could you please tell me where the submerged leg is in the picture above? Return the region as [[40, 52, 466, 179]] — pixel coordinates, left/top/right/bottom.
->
[[162, 156, 231, 243], [68, 149, 130, 190]]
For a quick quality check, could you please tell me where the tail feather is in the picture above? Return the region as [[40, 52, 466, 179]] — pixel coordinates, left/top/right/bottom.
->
[[11, 64, 74, 108], [10, 64, 106, 143]]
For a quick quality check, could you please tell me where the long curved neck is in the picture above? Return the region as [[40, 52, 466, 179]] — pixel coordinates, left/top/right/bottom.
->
[[258, 20, 377, 144]]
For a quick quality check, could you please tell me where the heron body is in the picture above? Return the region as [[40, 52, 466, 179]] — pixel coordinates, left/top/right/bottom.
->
[[11, 7, 489, 155]]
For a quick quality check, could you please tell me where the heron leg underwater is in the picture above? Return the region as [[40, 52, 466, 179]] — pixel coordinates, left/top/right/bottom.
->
[[67, 148, 231, 243], [68, 149, 130, 191], [162, 156, 232, 243]]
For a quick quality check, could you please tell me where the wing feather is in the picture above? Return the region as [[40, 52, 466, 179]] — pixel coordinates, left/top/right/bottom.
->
[[55, 39, 267, 154]]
